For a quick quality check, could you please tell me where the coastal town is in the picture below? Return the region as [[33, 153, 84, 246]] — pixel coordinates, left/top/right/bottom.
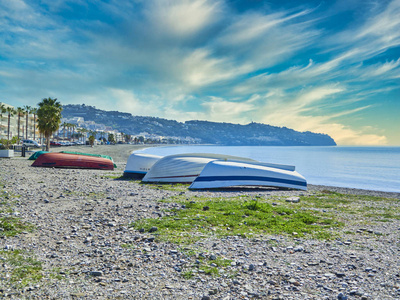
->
[[0, 101, 193, 147]]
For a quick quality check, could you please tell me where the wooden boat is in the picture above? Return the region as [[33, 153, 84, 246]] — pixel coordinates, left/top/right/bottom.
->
[[32, 152, 114, 170], [189, 160, 307, 190], [123, 153, 163, 178], [141, 153, 258, 183]]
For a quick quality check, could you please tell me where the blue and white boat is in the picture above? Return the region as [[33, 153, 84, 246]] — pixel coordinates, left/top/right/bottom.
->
[[189, 160, 307, 190]]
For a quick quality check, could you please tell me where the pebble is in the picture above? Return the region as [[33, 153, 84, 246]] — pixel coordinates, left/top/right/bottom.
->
[[149, 226, 158, 233], [286, 197, 300, 203]]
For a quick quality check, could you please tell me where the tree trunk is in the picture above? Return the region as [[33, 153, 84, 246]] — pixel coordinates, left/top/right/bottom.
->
[[34, 115, 36, 140], [17, 114, 21, 141], [26, 114, 29, 139], [7, 113, 11, 140], [45, 133, 50, 151]]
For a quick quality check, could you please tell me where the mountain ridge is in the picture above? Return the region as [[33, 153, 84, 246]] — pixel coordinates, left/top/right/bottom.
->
[[62, 104, 336, 146]]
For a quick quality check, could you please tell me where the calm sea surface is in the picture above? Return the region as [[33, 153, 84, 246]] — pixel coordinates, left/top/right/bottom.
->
[[136, 146, 400, 193]]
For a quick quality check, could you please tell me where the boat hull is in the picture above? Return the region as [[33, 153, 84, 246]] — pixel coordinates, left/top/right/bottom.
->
[[32, 153, 114, 170], [28, 151, 49, 160], [141, 153, 258, 183], [124, 153, 163, 178], [189, 160, 307, 190]]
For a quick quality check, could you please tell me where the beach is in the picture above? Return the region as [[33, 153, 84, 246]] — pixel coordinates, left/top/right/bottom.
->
[[1, 144, 399, 299]]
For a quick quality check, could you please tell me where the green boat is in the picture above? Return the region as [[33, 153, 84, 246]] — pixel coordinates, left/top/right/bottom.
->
[[28, 151, 49, 160]]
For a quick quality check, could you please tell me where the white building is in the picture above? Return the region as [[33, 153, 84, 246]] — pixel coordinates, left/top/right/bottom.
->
[[0, 102, 39, 141]]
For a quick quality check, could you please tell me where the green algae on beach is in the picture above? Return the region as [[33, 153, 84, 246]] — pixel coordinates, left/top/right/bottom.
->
[[131, 194, 342, 244]]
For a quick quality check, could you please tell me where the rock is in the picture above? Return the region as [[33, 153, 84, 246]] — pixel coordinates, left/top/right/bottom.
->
[[286, 197, 300, 203], [149, 226, 158, 233], [288, 278, 300, 286], [209, 288, 218, 295], [90, 271, 103, 277], [293, 246, 304, 252], [337, 292, 348, 300]]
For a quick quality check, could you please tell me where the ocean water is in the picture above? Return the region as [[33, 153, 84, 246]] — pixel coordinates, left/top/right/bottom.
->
[[136, 146, 400, 193]]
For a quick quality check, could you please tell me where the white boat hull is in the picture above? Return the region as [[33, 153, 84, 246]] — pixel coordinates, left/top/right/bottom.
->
[[141, 153, 258, 183], [123, 153, 162, 178], [189, 160, 307, 190]]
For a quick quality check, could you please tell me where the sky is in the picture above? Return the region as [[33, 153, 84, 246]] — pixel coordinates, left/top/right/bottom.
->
[[0, 0, 399, 145]]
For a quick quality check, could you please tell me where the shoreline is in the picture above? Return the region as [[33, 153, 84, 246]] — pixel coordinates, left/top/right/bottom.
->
[[24, 143, 400, 198]]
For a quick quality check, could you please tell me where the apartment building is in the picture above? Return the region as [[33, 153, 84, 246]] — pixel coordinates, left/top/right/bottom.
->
[[0, 102, 40, 141]]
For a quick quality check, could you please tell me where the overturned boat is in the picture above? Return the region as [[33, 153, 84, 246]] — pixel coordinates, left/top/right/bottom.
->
[[32, 152, 114, 170], [141, 153, 257, 183], [28, 151, 49, 160], [124, 153, 163, 179], [60, 151, 115, 162], [189, 160, 307, 190]]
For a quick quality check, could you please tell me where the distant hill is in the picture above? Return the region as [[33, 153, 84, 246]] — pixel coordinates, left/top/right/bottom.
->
[[62, 104, 336, 146]]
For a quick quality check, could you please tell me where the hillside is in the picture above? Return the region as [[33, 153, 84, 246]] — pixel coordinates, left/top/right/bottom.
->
[[62, 104, 336, 146]]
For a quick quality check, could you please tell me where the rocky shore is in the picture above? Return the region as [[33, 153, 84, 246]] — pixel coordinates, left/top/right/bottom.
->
[[1, 145, 399, 299]]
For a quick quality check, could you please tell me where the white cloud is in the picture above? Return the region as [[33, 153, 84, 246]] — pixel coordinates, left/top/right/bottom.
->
[[200, 96, 256, 123], [145, 0, 223, 38], [257, 86, 388, 145], [361, 58, 400, 78]]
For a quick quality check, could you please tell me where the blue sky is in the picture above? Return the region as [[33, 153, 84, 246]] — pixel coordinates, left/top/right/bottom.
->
[[1, 0, 399, 145]]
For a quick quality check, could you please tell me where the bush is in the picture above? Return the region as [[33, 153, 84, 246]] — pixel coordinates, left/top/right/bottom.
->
[[0, 137, 19, 150]]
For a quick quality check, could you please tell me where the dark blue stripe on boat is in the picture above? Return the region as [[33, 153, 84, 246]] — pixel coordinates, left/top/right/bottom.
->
[[193, 175, 307, 187]]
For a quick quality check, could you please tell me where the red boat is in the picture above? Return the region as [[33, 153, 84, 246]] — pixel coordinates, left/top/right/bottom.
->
[[32, 152, 114, 170]]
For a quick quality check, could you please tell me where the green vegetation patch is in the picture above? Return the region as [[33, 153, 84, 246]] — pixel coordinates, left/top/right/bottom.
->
[[0, 216, 33, 237], [131, 195, 341, 243], [300, 192, 400, 221], [142, 182, 190, 192], [1, 187, 33, 237], [0, 250, 43, 286], [178, 248, 233, 278]]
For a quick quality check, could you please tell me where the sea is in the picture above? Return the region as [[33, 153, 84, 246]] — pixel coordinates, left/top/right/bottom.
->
[[135, 146, 400, 193]]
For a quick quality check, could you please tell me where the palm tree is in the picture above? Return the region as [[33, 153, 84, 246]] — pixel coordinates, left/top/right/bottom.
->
[[64, 122, 72, 140], [88, 130, 96, 147], [82, 128, 89, 143], [6, 106, 16, 140], [37, 97, 62, 151], [61, 122, 68, 139], [70, 124, 76, 142], [16, 107, 25, 141], [31, 107, 38, 141], [76, 128, 84, 143], [23, 105, 32, 139], [0, 103, 6, 137], [77, 127, 88, 143]]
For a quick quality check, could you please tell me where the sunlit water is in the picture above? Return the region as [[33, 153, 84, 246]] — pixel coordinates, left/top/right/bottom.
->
[[135, 146, 400, 193]]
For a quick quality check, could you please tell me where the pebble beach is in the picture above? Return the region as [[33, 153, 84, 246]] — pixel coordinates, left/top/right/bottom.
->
[[1, 144, 400, 300]]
